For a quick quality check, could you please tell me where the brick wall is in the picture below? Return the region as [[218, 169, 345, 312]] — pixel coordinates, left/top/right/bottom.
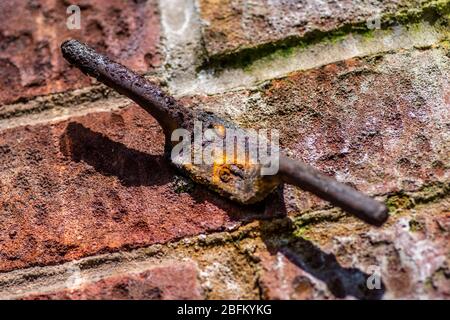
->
[[0, 0, 448, 299]]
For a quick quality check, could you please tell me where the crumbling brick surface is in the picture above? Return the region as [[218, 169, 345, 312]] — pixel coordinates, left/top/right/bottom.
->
[[0, 0, 448, 300], [0, 104, 281, 272], [198, 0, 440, 57], [0, 0, 161, 105], [181, 48, 450, 213], [257, 198, 450, 299]]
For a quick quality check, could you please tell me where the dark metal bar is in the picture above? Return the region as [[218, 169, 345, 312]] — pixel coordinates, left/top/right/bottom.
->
[[61, 39, 187, 138], [279, 156, 388, 226], [61, 39, 389, 226]]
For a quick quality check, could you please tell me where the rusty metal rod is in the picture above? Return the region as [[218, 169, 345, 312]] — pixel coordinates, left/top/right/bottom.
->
[[61, 39, 389, 226], [279, 156, 388, 226], [61, 39, 185, 138]]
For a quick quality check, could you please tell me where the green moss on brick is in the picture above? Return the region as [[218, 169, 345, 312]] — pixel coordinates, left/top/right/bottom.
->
[[413, 182, 450, 203], [199, 0, 450, 73], [291, 208, 345, 239], [409, 219, 425, 232], [385, 182, 449, 213], [293, 225, 312, 240], [386, 193, 414, 213]]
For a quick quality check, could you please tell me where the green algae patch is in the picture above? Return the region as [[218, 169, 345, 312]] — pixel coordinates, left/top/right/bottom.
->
[[199, 0, 450, 74], [386, 193, 414, 213], [385, 182, 449, 214], [291, 208, 346, 239]]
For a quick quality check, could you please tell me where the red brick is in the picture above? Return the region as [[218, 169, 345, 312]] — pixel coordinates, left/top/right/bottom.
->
[[257, 199, 450, 299], [0, 104, 283, 272], [0, 0, 161, 105], [257, 249, 320, 300], [23, 261, 203, 300], [182, 48, 450, 213], [198, 0, 437, 57]]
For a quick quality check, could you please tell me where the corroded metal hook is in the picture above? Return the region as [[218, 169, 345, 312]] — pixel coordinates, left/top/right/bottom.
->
[[61, 39, 388, 226]]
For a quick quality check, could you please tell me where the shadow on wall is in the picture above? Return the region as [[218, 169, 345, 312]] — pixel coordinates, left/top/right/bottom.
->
[[59, 121, 285, 222], [60, 122, 171, 187], [60, 121, 385, 300], [260, 215, 386, 300]]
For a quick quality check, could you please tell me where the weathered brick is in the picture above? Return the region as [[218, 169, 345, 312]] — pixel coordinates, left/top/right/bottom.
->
[[23, 261, 203, 300], [257, 249, 321, 300], [257, 198, 450, 299], [0, 0, 161, 105], [198, 0, 441, 57], [0, 0, 448, 302], [0, 104, 283, 272], [182, 48, 450, 213]]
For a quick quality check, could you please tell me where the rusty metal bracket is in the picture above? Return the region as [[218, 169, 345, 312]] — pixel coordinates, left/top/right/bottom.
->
[[61, 39, 388, 226]]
